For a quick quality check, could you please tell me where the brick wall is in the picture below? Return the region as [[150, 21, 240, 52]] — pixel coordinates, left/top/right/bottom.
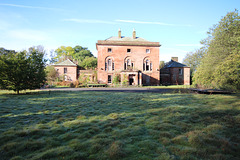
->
[[97, 45, 160, 85], [54, 66, 77, 81], [160, 67, 190, 85]]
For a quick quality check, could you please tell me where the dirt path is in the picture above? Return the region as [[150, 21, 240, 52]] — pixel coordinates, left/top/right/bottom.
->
[[40, 87, 186, 93]]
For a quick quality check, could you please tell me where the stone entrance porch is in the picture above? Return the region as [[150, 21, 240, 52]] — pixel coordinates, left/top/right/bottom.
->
[[120, 70, 142, 86]]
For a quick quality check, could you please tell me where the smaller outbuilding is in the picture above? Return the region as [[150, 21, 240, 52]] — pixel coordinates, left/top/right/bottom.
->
[[52, 59, 96, 83], [53, 59, 79, 81], [160, 57, 190, 85]]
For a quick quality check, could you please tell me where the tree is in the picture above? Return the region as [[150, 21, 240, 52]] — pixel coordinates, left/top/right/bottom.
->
[[55, 46, 75, 62], [80, 56, 97, 69], [54, 45, 97, 69], [0, 46, 46, 94], [73, 45, 94, 63], [159, 61, 165, 69], [193, 10, 240, 91], [45, 65, 58, 83], [0, 48, 16, 56], [182, 47, 206, 76]]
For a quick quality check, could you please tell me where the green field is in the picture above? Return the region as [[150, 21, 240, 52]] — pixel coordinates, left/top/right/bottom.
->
[[0, 91, 239, 160]]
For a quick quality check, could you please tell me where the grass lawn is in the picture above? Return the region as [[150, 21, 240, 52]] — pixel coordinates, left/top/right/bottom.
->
[[143, 85, 193, 89], [0, 91, 240, 160]]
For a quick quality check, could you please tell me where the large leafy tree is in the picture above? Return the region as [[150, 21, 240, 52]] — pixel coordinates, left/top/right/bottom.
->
[[73, 45, 94, 62], [54, 45, 97, 69], [55, 46, 75, 62], [183, 47, 206, 76], [0, 46, 46, 94], [193, 10, 240, 91], [80, 56, 97, 69]]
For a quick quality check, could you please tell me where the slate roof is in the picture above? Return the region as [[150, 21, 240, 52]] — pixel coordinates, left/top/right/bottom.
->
[[53, 59, 77, 66], [105, 36, 148, 42], [97, 37, 160, 47], [164, 60, 188, 68]]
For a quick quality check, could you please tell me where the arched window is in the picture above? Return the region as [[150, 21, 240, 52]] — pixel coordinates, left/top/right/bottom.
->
[[108, 59, 112, 71], [105, 57, 114, 71], [143, 58, 152, 71], [124, 58, 134, 70]]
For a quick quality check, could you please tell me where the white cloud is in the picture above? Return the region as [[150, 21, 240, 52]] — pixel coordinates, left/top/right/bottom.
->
[[115, 19, 192, 27], [63, 19, 117, 24], [8, 29, 49, 41], [0, 3, 63, 11]]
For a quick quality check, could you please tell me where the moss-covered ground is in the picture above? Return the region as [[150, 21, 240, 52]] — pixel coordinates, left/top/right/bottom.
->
[[0, 91, 239, 160]]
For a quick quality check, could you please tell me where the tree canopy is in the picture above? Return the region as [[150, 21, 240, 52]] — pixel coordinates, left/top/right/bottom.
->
[[54, 45, 97, 69], [193, 10, 240, 91], [0, 46, 46, 94], [80, 56, 97, 69], [182, 47, 206, 76]]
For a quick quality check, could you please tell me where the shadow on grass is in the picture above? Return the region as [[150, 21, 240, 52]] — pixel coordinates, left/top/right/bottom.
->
[[0, 91, 239, 160]]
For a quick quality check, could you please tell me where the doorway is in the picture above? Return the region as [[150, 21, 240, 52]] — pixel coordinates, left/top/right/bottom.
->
[[129, 74, 134, 85]]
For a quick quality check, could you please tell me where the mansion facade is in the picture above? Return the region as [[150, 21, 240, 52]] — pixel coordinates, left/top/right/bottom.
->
[[52, 29, 190, 86], [96, 29, 161, 85]]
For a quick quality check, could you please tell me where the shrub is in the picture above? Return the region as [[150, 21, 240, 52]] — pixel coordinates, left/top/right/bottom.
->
[[113, 74, 121, 85]]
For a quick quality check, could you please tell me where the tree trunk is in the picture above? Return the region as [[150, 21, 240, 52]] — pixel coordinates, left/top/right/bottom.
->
[[17, 90, 19, 95]]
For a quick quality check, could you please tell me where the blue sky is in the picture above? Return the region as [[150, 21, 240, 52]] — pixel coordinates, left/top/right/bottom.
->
[[0, 0, 239, 62]]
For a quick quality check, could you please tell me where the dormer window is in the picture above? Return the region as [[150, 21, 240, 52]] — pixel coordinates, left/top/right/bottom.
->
[[146, 49, 150, 53], [108, 48, 112, 53], [127, 49, 131, 53]]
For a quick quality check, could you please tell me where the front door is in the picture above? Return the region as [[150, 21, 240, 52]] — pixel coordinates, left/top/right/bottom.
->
[[129, 75, 134, 85]]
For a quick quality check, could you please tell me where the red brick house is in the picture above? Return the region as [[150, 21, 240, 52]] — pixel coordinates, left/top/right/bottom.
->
[[53, 59, 78, 81], [96, 29, 161, 85], [160, 57, 190, 85]]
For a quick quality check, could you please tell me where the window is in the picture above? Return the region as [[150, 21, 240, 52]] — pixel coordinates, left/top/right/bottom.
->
[[146, 49, 150, 53], [127, 59, 130, 66], [107, 59, 112, 71], [108, 48, 112, 53], [127, 49, 131, 53], [108, 75, 112, 83], [146, 60, 149, 71], [179, 69, 183, 75], [124, 58, 133, 70], [143, 58, 152, 71], [64, 68, 67, 74], [105, 57, 114, 71]]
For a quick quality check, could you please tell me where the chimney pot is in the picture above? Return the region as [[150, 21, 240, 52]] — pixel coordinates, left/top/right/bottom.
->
[[171, 57, 178, 62], [133, 28, 136, 39], [118, 28, 121, 38]]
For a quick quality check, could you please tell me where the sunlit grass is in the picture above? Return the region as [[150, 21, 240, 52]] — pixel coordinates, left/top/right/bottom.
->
[[0, 91, 239, 160], [143, 85, 193, 89]]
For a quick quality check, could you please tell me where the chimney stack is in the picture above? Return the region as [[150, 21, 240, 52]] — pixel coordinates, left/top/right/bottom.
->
[[133, 28, 136, 39], [171, 57, 178, 62], [118, 28, 121, 38]]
